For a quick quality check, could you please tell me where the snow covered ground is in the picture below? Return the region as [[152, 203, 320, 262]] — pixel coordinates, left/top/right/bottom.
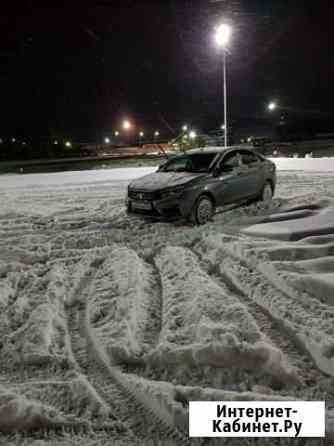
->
[[0, 158, 334, 445]]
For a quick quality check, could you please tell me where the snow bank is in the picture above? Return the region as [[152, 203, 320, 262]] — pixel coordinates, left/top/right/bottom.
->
[[196, 233, 334, 378], [243, 204, 334, 241], [271, 157, 334, 171], [1, 265, 68, 367], [147, 246, 296, 383], [87, 246, 160, 363], [1, 156, 334, 189], [0, 167, 156, 188]]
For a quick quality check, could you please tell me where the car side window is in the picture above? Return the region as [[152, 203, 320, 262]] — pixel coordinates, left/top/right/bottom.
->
[[240, 151, 260, 166], [219, 152, 240, 172]]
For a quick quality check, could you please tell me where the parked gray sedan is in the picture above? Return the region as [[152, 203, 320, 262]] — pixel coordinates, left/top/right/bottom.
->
[[126, 146, 276, 224]]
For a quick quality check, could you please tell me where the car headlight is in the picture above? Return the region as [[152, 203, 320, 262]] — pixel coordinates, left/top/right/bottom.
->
[[161, 186, 185, 199]]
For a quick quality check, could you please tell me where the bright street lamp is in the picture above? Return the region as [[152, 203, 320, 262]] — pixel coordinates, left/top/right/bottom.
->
[[122, 120, 132, 130], [189, 130, 197, 140], [215, 24, 232, 48], [104, 137, 110, 144], [154, 131, 160, 137], [65, 141, 72, 148], [215, 23, 232, 148], [182, 125, 188, 132], [268, 102, 277, 111], [114, 131, 119, 137], [139, 131, 144, 137]]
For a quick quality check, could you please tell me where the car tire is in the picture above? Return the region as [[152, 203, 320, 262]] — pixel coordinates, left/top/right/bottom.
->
[[261, 181, 273, 202], [189, 195, 215, 225]]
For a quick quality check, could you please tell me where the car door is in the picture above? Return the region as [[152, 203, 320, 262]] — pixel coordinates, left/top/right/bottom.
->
[[238, 150, 265, 198], [210, 150, 245, 206]]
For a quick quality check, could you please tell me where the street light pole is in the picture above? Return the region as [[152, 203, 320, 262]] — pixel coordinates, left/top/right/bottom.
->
[[223, 49, 228, 148], [215, 23, 231, 148]]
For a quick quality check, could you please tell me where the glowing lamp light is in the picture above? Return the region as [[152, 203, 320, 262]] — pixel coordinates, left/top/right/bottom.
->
[[189, 131, 197, 140], [104, 137, 110, 144], [268, 102, 277, 111], [182, 125, 188, 132], [122, 120, 132, 130], [139, 131, 144, 137], [114, 131, 120, 136], [54, 140, 59, 145], [215, 24, 232, 48], [65, 141, 72, 148], [154, 131, 160, 137]]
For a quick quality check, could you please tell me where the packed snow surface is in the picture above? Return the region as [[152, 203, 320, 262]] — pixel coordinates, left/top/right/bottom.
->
[[1, 157, 334, 445]]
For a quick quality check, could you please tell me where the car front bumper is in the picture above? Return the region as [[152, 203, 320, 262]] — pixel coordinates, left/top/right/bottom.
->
[[126, 196, 185, 217]]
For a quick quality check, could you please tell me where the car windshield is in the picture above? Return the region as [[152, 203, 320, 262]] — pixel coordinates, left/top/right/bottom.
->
[[162, 153, 217, 173]]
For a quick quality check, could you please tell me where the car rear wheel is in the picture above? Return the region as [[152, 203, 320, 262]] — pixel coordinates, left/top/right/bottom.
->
[[261, 182, 273, 202], [190, 195, 215, 225]]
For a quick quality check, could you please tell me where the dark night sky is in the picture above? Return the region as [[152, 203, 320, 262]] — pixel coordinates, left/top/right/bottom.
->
[[1, 0, 334, 142]]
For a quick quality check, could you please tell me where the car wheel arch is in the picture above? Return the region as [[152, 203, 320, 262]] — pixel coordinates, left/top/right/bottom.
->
[[265, 178, 275, 194]]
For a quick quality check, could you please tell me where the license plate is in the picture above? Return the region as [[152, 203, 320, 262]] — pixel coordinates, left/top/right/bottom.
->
[[131, 200, 152, 210]]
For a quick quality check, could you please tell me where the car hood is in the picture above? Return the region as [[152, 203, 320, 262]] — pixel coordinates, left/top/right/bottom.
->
[[129, 171, 205, 191]]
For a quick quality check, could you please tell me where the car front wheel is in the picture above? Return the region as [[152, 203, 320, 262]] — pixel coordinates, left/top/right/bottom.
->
[[190, 195, 215, 225]]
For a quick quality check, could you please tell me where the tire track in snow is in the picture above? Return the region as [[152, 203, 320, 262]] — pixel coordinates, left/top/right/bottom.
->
[[206, 265, 323, 392], [145, 246, 298, 391], [65, 256, 188, 443], [194, 239, 334, 394]]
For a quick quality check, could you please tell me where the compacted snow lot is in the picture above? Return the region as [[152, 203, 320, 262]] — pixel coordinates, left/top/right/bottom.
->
[[0, 158, 334, 446]]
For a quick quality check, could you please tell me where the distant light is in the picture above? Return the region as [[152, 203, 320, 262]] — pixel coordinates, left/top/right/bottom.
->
[[183, 134, 188, 140], [189, 130, 197, 140], [12, 138, 16, 143], [123, 120, 132, 130], [65, 141, 72, 148], [182, 125, 188, 132], [221, 124, 225, 130], [22, 142, 26, 145], [104, 137, 110, 144], [215, 24, 232, 48], [54, 140, 59, 145], [268, 102, 277, 111], [139, 131, 144, 137], [247, 137, 252, 143], [114, 131, 120, 136], [154, 131, 160, 137]]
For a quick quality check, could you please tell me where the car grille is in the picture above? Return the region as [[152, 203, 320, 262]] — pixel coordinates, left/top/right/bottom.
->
[[128, 190, 161, 201]]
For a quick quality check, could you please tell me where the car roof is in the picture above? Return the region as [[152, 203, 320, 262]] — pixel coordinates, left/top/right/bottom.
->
[[186, 145, 254, 155]]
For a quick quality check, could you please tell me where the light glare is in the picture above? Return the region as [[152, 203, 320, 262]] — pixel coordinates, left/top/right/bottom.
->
[[268, 102, 277, 111], [215, 24, 232, 47], [123, 120, 132, 130], [189, 130, 197, 140]]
